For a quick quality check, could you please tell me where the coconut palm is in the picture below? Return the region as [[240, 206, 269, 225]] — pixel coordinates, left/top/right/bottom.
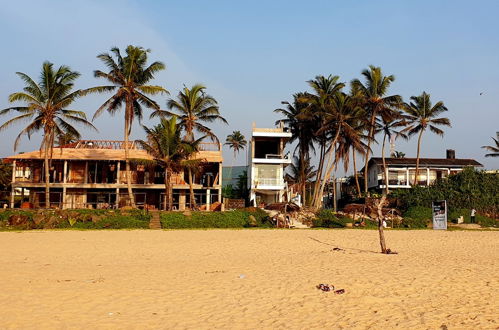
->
[[225, 131, 247, 159], [286, 155, 316, 205], [0, 62, 95, 207], [403, 92, 451, 185], [351, 66, 403, 194], [274, 92, 315, 205], [0, 161, 12, 191], [375, 114, 408, 194], [482, 133, 499, 157], [86, 45, 168, 207], [137, 116, 203, 210], [157, 84, 227, 208], [300, 75, 345, 207]]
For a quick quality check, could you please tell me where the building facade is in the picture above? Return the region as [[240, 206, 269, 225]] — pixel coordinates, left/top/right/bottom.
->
[[248, 123, 291, 206], [6, 140, 223, 210], [364, 151, 482, 190]]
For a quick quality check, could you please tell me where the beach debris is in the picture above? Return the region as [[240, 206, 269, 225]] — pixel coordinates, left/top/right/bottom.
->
[[332, 247, 344, 251], [316, 284, 334, 292], [238, 274, 246, 279], [334, 289, 345, 294]]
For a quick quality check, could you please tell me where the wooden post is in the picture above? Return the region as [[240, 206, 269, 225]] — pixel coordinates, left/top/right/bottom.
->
[[84, 161, 88, 184], [10, 160, 16, 208]]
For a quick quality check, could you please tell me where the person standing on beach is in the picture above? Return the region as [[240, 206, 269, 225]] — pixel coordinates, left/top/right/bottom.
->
[[471, 208, 476, 223]]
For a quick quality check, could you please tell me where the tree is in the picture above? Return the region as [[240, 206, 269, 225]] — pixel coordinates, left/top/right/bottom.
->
[[300, 75, 345, 208], [482, 133, 499, 157], [286, 155, 316, 205], [0, 161, 12, 192], [224, 130, 247, 188], [351, 66, 403, 194], [137, 116, 202, 210], [0, 61, 94, 207], [403, 92, 451, 185], [87, 45, 167, 208], [274, 93, 315, 205], [375, 114, 408, 194], [158, 84, 227, 208], [392, 151, 406, 158]]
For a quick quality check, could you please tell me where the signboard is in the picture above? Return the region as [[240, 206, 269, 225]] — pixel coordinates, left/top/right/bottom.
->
[[432, 200, 448, 230]]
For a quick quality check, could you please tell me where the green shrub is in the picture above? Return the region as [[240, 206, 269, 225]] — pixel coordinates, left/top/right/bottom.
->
[[401, 206, 431, 228], [160, 209, 271, 229], [312, 209, 352, 228]]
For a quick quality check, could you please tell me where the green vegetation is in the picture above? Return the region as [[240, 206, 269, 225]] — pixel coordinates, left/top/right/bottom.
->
[[401, 205, 497, 228], [160, 209, 270, 229], [312, 209, 357, 228]]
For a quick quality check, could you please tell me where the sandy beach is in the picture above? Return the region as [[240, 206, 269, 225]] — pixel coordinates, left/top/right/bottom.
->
[[0, 229, 497, 329]]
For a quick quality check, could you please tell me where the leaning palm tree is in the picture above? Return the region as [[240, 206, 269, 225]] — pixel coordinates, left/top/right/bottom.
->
[[157, 84, 227, 208], [137, 116, 203, 210], [300, 75, 345, 207], [375, 114, 408, 194], [403, 92, 451, 185], [275, 92, 315, 206], [0, 62, 95, 207], [351, 66, 403, 194], [482, 133, 499, 157], [86, 46, 168, 207]]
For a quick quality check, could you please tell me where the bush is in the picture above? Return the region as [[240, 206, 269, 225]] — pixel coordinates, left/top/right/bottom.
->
[[312, 209, 352, 228], [160, 209, 271, 229]]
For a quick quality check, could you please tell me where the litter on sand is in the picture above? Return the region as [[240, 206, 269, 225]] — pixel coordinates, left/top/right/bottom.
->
[[316, 284, 345, 294]]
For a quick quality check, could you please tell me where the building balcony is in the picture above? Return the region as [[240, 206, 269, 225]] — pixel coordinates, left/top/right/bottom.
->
[[252, 154, 291, 164], [252, 178, 285, 190]]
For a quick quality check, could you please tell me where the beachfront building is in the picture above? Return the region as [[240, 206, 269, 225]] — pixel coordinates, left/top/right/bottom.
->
[[364, 150, 483, 190], [5, 140, 223, 210], [248, 123, 292, 206]]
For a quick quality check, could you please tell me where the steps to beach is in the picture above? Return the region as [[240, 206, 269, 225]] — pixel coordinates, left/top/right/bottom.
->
[[149, 211, 162, 230], [290, 218, 309, 229]]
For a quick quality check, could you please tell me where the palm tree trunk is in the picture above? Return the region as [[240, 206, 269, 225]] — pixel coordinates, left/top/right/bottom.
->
[[299, 143, 306, 207], [377, 195, 388, 253], [352, 148, 361, 198], [43, 136, 50, 208], [188, 168, 196, 209], [363, 113, 376, 194], [312, 142, 325, 206], [163, 169, 169, 211], [382, 133, 389, 195], [413, 130, 424, 186], [124, 103, 136, 208]]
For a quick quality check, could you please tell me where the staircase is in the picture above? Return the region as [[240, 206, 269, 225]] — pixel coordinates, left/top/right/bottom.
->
[[290, 218, 310, 229], [149, 211, 162, 229]]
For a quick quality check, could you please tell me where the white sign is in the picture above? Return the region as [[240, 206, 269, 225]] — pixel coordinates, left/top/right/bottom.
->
[[432, 200, 447, 230]]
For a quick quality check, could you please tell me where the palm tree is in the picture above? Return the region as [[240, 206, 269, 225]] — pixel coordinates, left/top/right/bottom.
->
[[137, 116, 202, 210], [158, 84, 227, 208], [274, 93, 315, 206], [86, 46, 168, 208], [403, 92, 451, 185], [351, 66, 403, 194], [0, 161, 12, 192], [225, 131, 247, 159], [392, 151, 406, 158], [300, 75, 345, 208], [0, 62, 94, 207], [375, 114, 408, 194], [286, 155, 316, 205], [482, 133, 499, 157]]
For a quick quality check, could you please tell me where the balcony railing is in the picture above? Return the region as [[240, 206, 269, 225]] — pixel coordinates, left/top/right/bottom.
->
[[255, 178, 284, 186]]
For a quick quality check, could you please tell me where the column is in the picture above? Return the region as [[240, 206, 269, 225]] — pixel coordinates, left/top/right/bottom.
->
[[218, 187, 222, 202], [84, 161, 89, 184], [62, 160, 68, 209], [116, 161, 121, 184], [406, 168, 409, 187], [10, 160, 16, 208], [115, 188, 120, 208], [426, 168, 430, 186], [179, 190, 186, 211], [206, 189, 211, 211]]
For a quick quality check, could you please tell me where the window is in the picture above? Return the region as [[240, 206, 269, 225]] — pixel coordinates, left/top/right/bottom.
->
[[254, 164, 282, 186]]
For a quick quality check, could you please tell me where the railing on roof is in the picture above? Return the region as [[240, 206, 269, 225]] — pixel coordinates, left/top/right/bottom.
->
[[59, 140, 221, 151]]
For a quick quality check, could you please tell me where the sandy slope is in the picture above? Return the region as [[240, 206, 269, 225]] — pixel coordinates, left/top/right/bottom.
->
[[0, 229, 497, 329]]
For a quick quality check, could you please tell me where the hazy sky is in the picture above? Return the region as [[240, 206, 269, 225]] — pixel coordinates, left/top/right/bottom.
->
[[0, 0, 498, 172]]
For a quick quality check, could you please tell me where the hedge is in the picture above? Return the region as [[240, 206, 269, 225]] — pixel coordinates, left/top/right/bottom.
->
[[160, 209, 271, 229]]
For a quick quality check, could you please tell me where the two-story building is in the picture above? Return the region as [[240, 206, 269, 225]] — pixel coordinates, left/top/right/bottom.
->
[[364, 150, 482, 190], [248, 123, 292, 206], [5, 140, 223, 210]]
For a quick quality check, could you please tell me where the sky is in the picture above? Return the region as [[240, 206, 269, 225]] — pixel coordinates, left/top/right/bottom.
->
[[0, 0, 498, 173]]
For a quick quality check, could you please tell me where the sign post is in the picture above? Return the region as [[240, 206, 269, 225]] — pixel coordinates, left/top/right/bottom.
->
[[432, 200, 448, 230]]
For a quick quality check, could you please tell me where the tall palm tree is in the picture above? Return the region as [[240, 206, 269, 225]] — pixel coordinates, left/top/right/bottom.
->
[[351, 66, 403, 194], [157, 84, 227, 208], [286, 155, 316, 205], [482, 133, 499, 157], [375, 114, 408, 194], [0, 62, 94, 207], [274, 93, 315, 206], [137, 116, 202, 210], [300, 75, 345, 207], [403, 92, 451, 185], [86, 46, 167, 208]]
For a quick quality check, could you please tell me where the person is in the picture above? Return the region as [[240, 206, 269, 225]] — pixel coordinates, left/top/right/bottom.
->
[[470, 208, 476, 224]]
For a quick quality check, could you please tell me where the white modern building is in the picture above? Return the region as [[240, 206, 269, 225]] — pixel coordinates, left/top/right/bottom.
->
[[248, 123, 292, 206], [363, 150, 482, 190]]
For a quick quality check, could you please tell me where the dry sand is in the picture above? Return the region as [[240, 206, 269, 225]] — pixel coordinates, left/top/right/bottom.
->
[[0, 229, 497, 329]]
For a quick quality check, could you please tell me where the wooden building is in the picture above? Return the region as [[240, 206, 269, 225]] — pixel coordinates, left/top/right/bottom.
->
[[5, 140, 223, 210]]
